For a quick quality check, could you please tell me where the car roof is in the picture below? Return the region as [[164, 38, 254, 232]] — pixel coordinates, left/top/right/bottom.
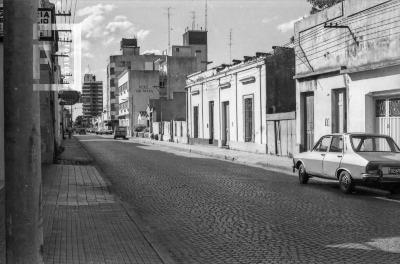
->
[[321, 132, 392, 137]]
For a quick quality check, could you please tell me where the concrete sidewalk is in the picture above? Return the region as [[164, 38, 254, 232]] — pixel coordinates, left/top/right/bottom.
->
[[128, 136, 295, 174], [43, 137, 169, 264]]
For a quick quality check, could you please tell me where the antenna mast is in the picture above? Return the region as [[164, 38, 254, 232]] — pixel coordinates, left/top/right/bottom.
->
[[191, 11, 196, 30], [167, 7, 171, 55], [205, 0, 208, 31], [229, 29, 232, 62]]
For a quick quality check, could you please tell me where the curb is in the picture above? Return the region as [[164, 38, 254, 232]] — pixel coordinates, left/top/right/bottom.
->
[[128, 137, 294, 175]]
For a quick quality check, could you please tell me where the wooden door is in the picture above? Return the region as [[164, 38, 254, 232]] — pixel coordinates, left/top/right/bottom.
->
[[304, 93, 314, 151]]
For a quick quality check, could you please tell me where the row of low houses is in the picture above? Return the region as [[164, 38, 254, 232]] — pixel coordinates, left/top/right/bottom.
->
[[181, 0, 400, 156], [105, 0, 400, 158], [186, 47, 295, 155]]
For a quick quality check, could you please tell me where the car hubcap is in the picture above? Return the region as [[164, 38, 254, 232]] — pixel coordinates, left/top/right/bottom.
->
[[342, 175, 350, 188]]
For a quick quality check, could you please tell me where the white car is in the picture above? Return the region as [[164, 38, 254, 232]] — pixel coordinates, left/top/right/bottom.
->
[[293, 133, 400, 194]]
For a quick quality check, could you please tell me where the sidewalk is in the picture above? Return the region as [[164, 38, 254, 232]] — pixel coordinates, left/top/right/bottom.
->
[[128, 136, 295, 174], [43, 137, 169, 264]]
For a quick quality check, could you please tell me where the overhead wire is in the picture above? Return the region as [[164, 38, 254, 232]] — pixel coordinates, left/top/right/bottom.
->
[[294, 0, 400, 69], [299, 13, 399, 55], [293, 0, 400, 46]]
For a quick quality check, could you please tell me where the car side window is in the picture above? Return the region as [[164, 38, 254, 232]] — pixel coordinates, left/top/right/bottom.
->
[[313, 136, 331, 152], [329, 136, 343, 153]]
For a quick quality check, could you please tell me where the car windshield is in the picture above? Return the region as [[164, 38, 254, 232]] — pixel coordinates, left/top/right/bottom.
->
[[351, 135, 400, 152]]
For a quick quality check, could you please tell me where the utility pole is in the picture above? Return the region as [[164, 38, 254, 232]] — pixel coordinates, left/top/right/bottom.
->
[[4, 0, 43, 263]]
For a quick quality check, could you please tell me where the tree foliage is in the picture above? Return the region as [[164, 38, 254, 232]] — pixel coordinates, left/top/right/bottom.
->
[[74, 115, 86, 127], [307, 0, 343, 14]]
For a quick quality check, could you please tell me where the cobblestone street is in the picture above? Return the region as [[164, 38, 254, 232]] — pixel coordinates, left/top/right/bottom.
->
[[79, 135, 400, 264]]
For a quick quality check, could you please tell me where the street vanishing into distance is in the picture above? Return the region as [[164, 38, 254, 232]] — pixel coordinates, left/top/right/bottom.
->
[[78, 135, 400, 264]]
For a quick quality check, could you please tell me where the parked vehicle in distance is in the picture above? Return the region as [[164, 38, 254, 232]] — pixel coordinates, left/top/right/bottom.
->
[[95, 128, 103, 135], [104, 129, 113, 135], [293, 133, 400, 194], [114, 126, 127, 139]]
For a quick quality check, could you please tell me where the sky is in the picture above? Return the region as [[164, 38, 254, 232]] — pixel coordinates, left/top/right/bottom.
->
[[54, 0, 311, 90]]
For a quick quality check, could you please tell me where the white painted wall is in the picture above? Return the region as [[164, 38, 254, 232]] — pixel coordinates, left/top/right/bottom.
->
[[348, 66, 400, 133], [187, 60, 268, 153], [296, 75, 345, 150]]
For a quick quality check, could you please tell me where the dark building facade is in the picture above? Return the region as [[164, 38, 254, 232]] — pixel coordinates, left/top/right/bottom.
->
[[82, 74, 103, 118]]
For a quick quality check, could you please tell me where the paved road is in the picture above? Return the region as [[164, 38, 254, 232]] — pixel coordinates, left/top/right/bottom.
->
[[78, 135, 400, 264]]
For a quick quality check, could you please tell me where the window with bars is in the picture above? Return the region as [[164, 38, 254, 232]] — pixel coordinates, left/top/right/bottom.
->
[[244, 96, 254, 142], [389, 98, 400, 117], [375, 99, 386, 117]]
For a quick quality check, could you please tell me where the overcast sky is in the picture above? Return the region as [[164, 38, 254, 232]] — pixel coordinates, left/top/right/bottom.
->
[[55, 0, 311, 89]]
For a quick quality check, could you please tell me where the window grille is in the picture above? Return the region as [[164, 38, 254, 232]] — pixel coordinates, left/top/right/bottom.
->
[[375, 99, 386, 117], [389, 98, 400, 117]]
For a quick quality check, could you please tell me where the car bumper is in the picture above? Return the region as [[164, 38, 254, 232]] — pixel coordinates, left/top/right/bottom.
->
[[361, 173, 400, 183]]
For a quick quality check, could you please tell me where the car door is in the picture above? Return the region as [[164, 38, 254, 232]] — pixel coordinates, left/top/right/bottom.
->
[[306, 136, 331, 175], [323, 135, 344, 179]]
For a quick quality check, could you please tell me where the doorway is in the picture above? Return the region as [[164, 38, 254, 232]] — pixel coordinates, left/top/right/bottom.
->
[[193, 106, 199, 138], [222, 102, 230, 146], [332, 89, 347, 133], [209, 101, 214, 144], [303, 92, 314, 151]]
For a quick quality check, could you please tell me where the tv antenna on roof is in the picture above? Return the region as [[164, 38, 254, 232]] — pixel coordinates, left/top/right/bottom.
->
[[205, 0, 208, 31], [191, 11, 196, 30], [229, 29, 232, 62]]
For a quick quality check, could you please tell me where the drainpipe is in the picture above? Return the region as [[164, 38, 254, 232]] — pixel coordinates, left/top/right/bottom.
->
[[235, 73, 238, 142], [186, 87, 189, 143], [201, 82, 204, 139], [218, 78, 222, 147]]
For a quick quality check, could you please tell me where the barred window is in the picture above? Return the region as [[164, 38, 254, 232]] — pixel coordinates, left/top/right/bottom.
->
[[375, 99, 386, 117], [389, 98, 400, 117]]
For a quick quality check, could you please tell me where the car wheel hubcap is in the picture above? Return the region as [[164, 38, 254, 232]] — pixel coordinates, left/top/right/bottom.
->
[[342, 175, 350, 188]]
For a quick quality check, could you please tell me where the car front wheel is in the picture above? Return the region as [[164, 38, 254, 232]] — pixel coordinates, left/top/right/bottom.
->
[[298, 164, 309, 184], [339, 171, 354, 194]]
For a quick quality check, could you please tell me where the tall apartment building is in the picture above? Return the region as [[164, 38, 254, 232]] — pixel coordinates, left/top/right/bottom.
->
[[82, 74, 103, 118]]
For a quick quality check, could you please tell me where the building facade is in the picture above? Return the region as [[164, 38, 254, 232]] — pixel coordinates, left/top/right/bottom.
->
[[106, 38, 165, 129], [82, 73, 103, 119], [294, 0, 400, 152], [118, 70, 160, 136], [149, 29, 208, 125], [186, 47, 295, 154], [39, 0, 63, 163]]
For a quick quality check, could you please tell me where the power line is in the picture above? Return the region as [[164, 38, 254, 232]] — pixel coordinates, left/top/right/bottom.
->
[[295, 0, 400, 46]]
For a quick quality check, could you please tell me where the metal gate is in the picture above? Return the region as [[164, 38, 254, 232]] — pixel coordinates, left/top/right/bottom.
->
[[375, 98, 400, 146]]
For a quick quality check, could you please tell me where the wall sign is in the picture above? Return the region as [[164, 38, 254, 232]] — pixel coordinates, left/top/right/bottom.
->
[[38, 8, 54, 41], [0, 7, 54, 42]]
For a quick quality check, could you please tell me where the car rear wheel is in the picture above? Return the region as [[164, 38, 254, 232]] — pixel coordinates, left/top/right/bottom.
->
[[298, 164, 309, 184], [339, 171, 354, 194]]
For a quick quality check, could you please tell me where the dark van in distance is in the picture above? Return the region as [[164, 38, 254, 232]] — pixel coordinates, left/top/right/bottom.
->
[[114, 126, 127, 140]]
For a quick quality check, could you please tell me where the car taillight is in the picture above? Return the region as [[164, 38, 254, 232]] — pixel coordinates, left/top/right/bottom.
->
[[366, 163, 379, 174]]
